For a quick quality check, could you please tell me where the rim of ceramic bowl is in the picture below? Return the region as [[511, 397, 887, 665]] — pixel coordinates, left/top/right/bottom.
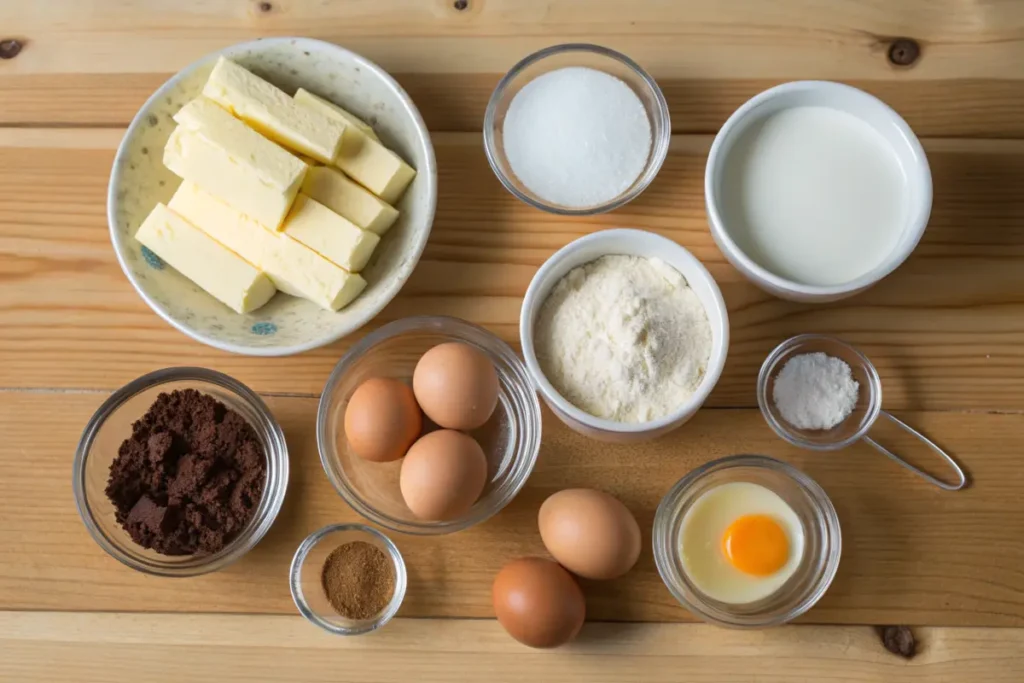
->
[[704, 80, 932, 299], [757, 334, 884, 451], [518, 229, 730, 435], [72, 367, 289, 577], [652, 454, 842, 628], [316, 315, 543, 535], [107, 37, 437, 356], [483, 42, 671, 216], [289, 523, 407, 635]]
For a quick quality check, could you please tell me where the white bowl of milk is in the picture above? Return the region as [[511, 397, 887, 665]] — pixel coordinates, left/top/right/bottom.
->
[[705, 81, 931, 302]]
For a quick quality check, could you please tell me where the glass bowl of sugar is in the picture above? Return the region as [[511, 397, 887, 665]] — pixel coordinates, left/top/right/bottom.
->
[[757, 334, 882, 451], [484, 43, 671, 215]]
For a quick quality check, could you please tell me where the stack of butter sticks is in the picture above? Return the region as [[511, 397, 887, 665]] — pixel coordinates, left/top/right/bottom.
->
[[135, 56, 416, 314]]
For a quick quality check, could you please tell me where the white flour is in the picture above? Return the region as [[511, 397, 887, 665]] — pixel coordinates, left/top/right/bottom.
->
[[772, 352, 859, 430], [535, 255, 712, 423]]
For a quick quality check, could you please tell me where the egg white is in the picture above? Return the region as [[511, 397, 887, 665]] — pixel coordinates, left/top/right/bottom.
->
[[679, 481, 805, 604]]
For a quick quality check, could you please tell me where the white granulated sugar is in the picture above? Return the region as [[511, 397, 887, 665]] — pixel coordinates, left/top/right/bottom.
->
[[503, 67, 653, 209], [772, 352, 859, 430], [535, 255, 712, 423]]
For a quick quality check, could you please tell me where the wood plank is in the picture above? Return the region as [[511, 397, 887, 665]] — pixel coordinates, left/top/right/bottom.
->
[[3, 613, 1022, 683], [4, 2, 1024, 134], [1, 392, 1021, 626], [6, 73, 1024, 139], [2, 133, 1023, 411], [4, 0, 1024, 79]]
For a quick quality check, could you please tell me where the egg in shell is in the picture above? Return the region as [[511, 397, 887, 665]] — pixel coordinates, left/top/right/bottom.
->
[[399, 429, 488, 521], [413, 342, 499, 431], [538, 488, 642, 580], [492, 557, 585, 648], [343, 377, 422, 462]]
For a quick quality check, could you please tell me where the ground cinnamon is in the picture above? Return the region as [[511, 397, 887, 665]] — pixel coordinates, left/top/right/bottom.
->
[[321, 541, 396, 620]]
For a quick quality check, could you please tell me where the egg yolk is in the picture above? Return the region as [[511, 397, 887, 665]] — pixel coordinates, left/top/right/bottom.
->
[[721, 514, 789, 576]]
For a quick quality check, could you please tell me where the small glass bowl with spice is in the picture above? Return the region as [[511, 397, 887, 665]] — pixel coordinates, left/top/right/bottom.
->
[[290, 524, 407, 635], [72, 367, 289, 576], [757, 334, 966, 491]]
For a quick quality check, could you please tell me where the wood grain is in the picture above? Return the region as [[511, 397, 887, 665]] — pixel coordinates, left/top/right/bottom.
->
[[1, 132, 1023, 410], [4, 0, 1024, 79], [3, 613, 1023, 683], [5, 0, 1024, 134], [4, 0, 1024, 675], [2, 392, 1021, 626], [6, 72, 1024, 139]]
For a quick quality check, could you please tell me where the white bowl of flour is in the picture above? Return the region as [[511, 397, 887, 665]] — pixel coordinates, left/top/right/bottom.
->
[[520, 229, 729, 442]]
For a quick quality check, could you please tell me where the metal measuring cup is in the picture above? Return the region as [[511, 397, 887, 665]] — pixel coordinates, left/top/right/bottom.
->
[[756, 334, 967, 491]]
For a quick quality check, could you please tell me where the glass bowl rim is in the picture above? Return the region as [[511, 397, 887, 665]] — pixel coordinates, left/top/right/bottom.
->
[[757, 333, 883, 451], [316, 315, 543, 535], [289, 523, 408, 636], [653, 454, 842, 628], [482, 42, 672, 216], [72, 366, 290, 577]]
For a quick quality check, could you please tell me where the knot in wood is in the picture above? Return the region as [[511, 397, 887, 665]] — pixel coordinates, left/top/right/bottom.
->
[[887, 39, 920, 67], [0, 39, 23, 59]]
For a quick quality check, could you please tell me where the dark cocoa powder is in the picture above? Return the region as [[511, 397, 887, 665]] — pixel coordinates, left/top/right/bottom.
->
[[105, 389, 266, 556]]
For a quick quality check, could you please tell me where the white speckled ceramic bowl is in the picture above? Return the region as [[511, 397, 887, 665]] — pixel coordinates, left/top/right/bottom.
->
[[108, 38, 437, 356]]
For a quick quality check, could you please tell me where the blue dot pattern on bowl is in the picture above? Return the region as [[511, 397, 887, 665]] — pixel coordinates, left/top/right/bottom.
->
[[251, 322, 278, 336], [141, 246, 164, 269]]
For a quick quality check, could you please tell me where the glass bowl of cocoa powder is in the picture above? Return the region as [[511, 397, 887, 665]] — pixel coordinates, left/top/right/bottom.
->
[[72, 367, 289, 577], [289, 523, 407, 635]]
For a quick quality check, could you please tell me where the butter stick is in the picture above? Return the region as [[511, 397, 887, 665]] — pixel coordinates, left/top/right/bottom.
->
[[302, 166, 399, 235], [203, 56, 345, 164], [164, 124, 300, 230], [136, 203, 276, 314], [282, 194, 380, 273], [293, 90, 416, 203], [294, 88, 379, 141], [169, 182, 366, 312]]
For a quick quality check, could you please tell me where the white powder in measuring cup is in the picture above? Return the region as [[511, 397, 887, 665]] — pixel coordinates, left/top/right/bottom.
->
[[534, 255, 712, 423], [503, 67, 652, 208], [772, 352, 859, 430]]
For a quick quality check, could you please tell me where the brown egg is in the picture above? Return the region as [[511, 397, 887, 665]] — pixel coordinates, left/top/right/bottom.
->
[[538, 489, 642, 580], [399, 430, 488, 521], [344, 378, 422, 462], [492, 557, 586, 648], [413, 342, 499, 430]]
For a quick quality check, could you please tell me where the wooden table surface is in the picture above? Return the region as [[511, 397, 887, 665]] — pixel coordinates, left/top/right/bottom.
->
[[3, 1, 1024, 681]]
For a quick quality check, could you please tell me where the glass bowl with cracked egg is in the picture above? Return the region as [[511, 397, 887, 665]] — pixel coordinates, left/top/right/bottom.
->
[[318, 316, 542, 535], [519, 229, 729, 443], [653, 455, 842, 628]]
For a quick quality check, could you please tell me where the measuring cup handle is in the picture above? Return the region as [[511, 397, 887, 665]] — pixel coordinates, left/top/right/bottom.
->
[[862, 411, 968, 491]]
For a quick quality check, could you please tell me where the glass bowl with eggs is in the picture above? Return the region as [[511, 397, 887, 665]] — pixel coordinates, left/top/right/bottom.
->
[[317, 316, 542, 534], [653, 455, 841, 628]]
